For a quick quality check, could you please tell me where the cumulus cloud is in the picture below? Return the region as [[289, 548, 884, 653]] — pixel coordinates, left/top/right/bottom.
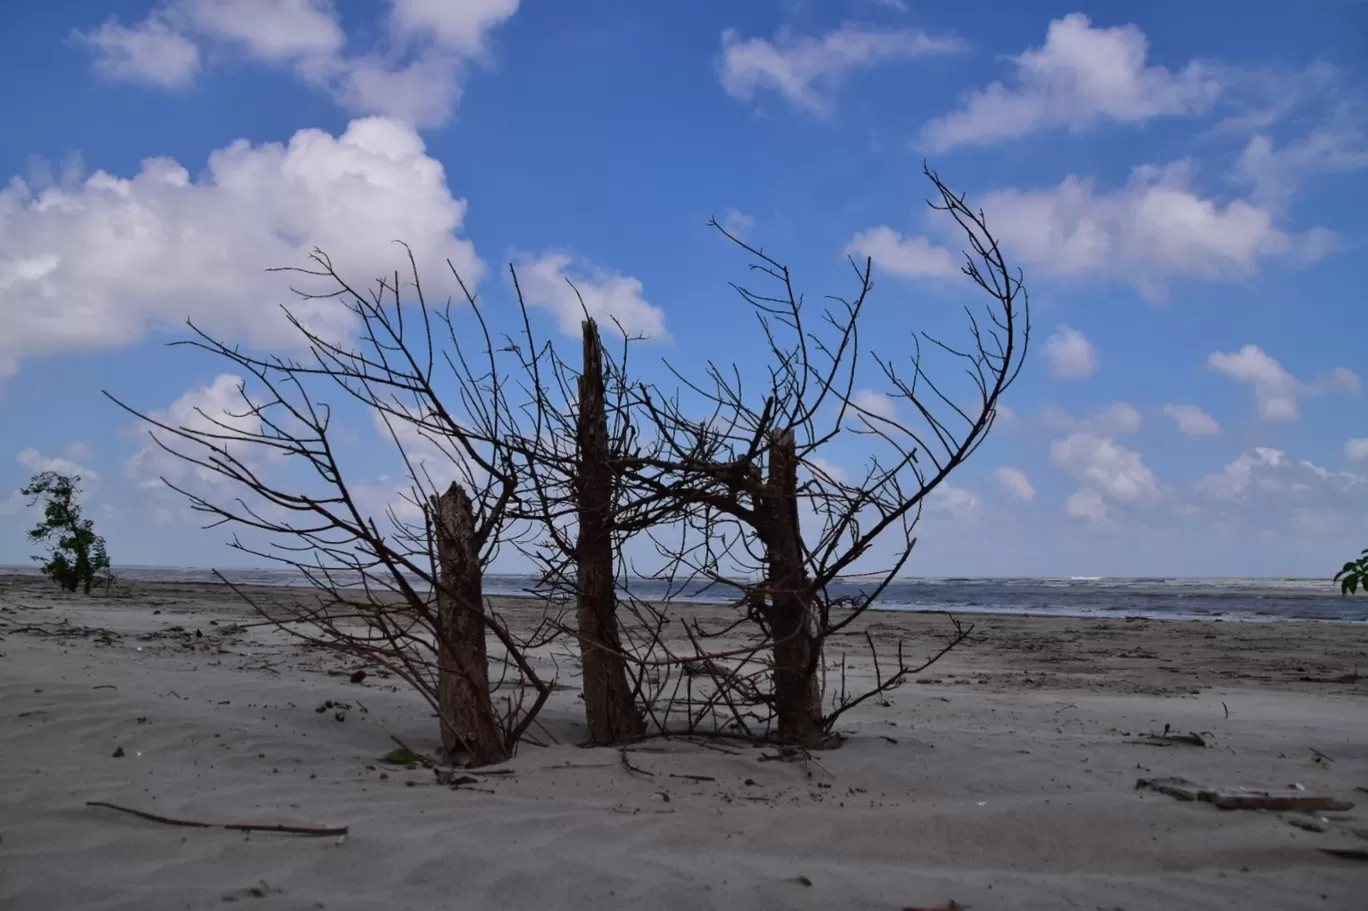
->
[[512, 251, 668, 341], [124, 374, 265, 489], [0, 117, 480, 376], [719, 25, 962, 116], [17, 445, 101, 483], [74, 0, 519, 126], [994, 466, 1035, 502], [75, 15, 202, 87], [1208, 345, 1360, 421], [919, 13, 1218, 152], [1065, 487, 1110, 526], [1195, 447, 1367, 543], [1347, 438, 1368, 462], [978, 160, 1328, 298], [844, 227, 957, 278], [1052, 433, 1161, 505], [928, 483, 981, 520], [1161, 403, 1220, 436], [1047, 400, 1159, 527], [1044, 325, 1097, 379], [851, 388, 898, 422]]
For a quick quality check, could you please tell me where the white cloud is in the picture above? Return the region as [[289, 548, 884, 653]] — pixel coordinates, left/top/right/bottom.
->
[[851, 388, 897, 422], [1208, 345, 1299, 420], [1044, 325, 1097, 378], [0, 117, 480, 375], [919, 13, 1218, 152], [844, 226, 957, 278], [1065, 487, 1110, 526], [1208, 345, 1360, 421], [719, 25, 962, 116], [17, 447, 101, 483], [929, 483, 980, 519], [806, 456, 850, 485], [0, 490, 26, 517], [1052, 432, 1161, 505], [1198, 446, 1285, 501], [1161, 404, 1220, 437], [994, 466, 1035, 502], [1197, 448, 1366, 528], [1232, 108, 1368, 208], [125, 373, 264, 489], [75, 0, 519, 127], [75, 15, 202, 87], [388, 0, 518, 56], [1347, 438, 1368, 462], [979, 161, 1326, 298], [176, 0, 345, 61], [512, 251, 668, 341], [722, 208, 756, 240], [1042, 401, 1142, 437]]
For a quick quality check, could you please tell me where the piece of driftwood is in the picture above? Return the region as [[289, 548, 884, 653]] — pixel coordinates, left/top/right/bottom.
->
[[1136, 777, 1354, 812], [1319, 847, 1368, 862], [87, 801, 347, 836]]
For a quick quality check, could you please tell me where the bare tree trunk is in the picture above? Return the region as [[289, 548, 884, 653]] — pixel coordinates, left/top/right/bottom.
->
[[764, 429, 824, 745], [433, 483, 508, 765], [575, 319, 646, 744]]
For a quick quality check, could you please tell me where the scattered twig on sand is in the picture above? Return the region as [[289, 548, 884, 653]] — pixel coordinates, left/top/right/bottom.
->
[[903, 902, 968, 911], [1126, 724, 1211, 748], [1136, 777, 1354, 812], [619, 748, 655, 777], [1222, 701, 1229, 720], [86, 801, 347, 837], [1298, 673, 1360, 684], [1311, 747, 1335, 764], [668, 773, 716, 782]]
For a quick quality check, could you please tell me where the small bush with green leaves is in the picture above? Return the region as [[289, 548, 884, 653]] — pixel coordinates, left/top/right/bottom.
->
[[22, 471, 114, 595], [1334, 548, 1367, 595]]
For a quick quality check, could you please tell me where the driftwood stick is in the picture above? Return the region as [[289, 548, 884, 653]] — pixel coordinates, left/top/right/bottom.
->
[[86, 801, 348, 837]]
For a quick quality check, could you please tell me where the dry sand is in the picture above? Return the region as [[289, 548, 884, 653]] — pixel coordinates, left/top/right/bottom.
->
[[2, 573, 1366, 910]]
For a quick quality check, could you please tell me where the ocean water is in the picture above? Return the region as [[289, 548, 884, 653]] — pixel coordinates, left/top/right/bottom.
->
[[4, 565, 1364, 623]]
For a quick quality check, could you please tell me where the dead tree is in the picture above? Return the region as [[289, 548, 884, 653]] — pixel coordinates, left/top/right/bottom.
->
[[617, 166, 1029, 745], [106, 247, 556, 766], [573, 320, 647, 742], [432, 483, 506, 764]]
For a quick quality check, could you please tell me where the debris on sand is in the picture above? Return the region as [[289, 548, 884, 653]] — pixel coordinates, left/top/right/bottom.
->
[[1137, 776, 1353, 812]]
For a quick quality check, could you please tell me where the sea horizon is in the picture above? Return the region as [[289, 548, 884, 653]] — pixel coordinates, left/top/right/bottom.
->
[[5, 564, 1362, 624]]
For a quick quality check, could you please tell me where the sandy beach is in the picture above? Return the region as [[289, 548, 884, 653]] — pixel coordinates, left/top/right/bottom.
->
[[2, 573, 1366, 910]]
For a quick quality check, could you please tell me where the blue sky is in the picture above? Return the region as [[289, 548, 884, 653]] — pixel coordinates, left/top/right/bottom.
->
[[1, 0, 1365, 577]]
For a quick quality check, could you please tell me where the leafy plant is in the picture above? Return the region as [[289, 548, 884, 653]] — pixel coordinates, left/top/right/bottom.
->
[[1334, 548, 1367, 595], [22, 471, 114, 594]]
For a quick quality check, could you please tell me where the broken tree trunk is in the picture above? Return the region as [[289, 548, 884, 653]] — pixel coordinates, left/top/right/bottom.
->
[[432, 483, 508, 766], [763, 428, 825, 745], [574, 319, 646, 744]]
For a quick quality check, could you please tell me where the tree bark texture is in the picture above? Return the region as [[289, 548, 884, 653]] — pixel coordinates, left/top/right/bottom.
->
[[575, 319, 646, 744], [764, 429, 825, 745], [432, 483, 508, 765]]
